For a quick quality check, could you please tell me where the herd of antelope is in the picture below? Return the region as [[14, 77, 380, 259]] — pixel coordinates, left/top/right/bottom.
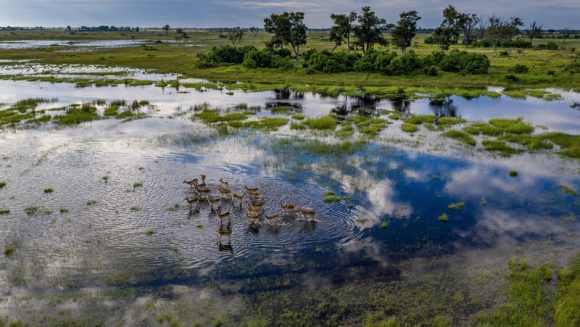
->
[[184, 174, 317, 250]]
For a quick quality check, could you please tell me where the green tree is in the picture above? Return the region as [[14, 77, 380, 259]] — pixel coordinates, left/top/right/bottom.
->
[[391, 11, 421, 54], [432, 27, 453, 50], [353, 6, 388, 53], [264, 12, 308, 61], [162, 24, 170, 35], [228, 27, 244, 46], [329, 12, 357, 52]]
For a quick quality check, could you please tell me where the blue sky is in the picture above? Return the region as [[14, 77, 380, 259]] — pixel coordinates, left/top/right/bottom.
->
[[0, 0, 578, 29]]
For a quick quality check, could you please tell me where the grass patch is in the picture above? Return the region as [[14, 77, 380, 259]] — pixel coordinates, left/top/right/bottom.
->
[[43, 188, 54, 193], [489, 118, 534, 134], [292, 114, 305, 120], [0, 208, 10, 215], [475, 258, 554, 327], [0, 181, 5, 189], [464, 122, 503, 136], [349, 115, 389, 138], [499, 134, 554, 151], [543, 133, 580, 159], [482, 139, 523, 156], [3, 244, 15, 256], [437, 117, 466, 126], [560, 184, 577, 196], [86, 200, 97, 206], [323, 195, 342, 203], [356, 217, 369, 224], [554, 256, 580, 327], [509, 170, 518, 177], [404, 114, 435, 125], [55, 104, 100, 125], [401, 123, 418, 133], [133, 182, 143, 189], [438, 213, 449, 222], [447, 202, 464, 210], [302, 116, 337, 130], [25, 206, 38, 215], [145, 229, 156, 235], [59, 208, 69, 214], [442, 130, 476, 146]]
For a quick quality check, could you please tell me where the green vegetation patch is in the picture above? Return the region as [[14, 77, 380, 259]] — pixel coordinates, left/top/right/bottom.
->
[[349, 115, 389, 138], [0, 181, 5, 189], [554, 256, 580, 327], [242, 117, 289, 131], [482, 139, 523, 156], [55, 104, 100, 125], [488, 118, 534, 134], [447, 202, 465, 210], [302, 116, 337, 130], [560, 184, 577, 196], [401, 123, 418, 133], [475, 258, 554, 327], [404, 114, 435, 125], [438, 213, 449, 222], [0, 208, 10, 215], [464, 122, 503, 136], [441, 130, 476, 146]]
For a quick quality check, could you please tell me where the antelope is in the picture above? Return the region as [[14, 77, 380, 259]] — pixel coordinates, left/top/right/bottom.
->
[[299, 207, 316, 220], [208, 196, 222, 212], [231, 192, 244, 208], [219, 178, 229, 188], [265, 213, 279, 221], [185, 196, 200, 214], [217, 210, 231, 221], [217, 221, 232, 241], [183, 178, 198, 189]]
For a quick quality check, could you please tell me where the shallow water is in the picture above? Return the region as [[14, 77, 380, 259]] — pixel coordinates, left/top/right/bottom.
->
[[0, 78, 579, 324], [0, 39, 149, 49]]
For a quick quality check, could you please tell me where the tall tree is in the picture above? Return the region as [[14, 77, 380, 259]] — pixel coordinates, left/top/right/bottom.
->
[[527, 21, 542, 45], [485, 16, 523, 47], [458, 13, 480, 45], [391, 10, 421, 54], [228, 27, 244, 46], [353, 6, 388, 53], [329, 12, 357, 52], [264, 12, 308, 61], [162, 24, 170, 35], [432, 27, 453, 50]]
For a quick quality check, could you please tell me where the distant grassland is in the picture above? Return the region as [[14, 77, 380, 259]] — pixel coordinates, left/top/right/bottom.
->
[[0, 29, 579, 90]]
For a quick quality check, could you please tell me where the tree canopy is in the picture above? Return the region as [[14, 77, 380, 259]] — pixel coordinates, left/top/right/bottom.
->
[[353, 6, 388, 53], [264, 12, 307, 61], [391, 11, 421, 54], [329, 12, 357, 52]]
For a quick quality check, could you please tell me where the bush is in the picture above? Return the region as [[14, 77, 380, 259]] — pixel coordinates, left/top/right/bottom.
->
[[511, 64, 529, 73], [502, 39, 532, 48], [386, 51, 424, 75], [437, 50, 490, 74], [198, 45, 257, 67]]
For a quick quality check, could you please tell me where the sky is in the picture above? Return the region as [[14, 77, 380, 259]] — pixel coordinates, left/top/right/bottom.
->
[[0, 0, 578, 29]]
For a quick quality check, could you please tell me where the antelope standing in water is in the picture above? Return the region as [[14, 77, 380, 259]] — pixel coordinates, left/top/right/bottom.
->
[[208, 195, 222, 213], [281, 203, 298, 217], [217, 210, 231, 222], [299, 207, 316, 220], [183, 178, 198, 189], [231, 192, 244, 209], [185, 196, 200, 214], [217, 221, 233, 245]]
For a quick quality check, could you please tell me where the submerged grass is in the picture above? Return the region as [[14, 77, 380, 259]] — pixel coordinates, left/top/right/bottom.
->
[[302, 116, 337, 131], [447, 202, 464, 210], [475, 258, 555, 327], [401, 123, 418, 133], [482, 139, 523, 156], [55, 104, 100, 125]]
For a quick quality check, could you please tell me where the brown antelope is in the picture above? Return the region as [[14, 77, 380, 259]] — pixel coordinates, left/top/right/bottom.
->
[[217, 221, 232, 241], [185, 196, 200, 214], [231, 192, 244, 209], [217, 210, 231, 221], [208, 196, 222, 212], [299, 207, 316, 220], [265, 213, 279, 221], [183, 178, 198, 189]]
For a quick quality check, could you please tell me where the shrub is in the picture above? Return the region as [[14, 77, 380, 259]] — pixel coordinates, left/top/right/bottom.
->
[[387, 51, 424, 75], [511, 64, 529, 73], [198, 45, 257, 67], [437, 50, 490, 74]]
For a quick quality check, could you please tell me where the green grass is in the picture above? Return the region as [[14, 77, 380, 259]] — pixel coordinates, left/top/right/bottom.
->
[[145, 229, 156, 235], [43, 188, 54, 193], [404, 115, 435, 125], [323, 194, 342, 203], [554, 256, 580, 327], [356, 217, 369, 224], [86, 200, 97, 206], [438, 213, 449, 222], [464, 122, 503, 136], [560, 184, 577, 196], [59, 208, 69, 214], [133, 182, 143, 189], [0, 181, 5, 189], [193, 109, 250, 124], [401, 123, 418, 133], [499, 134, 554, 151], [447, 202, 464, 210], [3, 244, 15, 256], [292, 114, 305, 120], [441, 130, 476, 146], [482, 139, 523, 156], [436, 117, 466, 126], [25, 206, 39, 215], [509, 170, 518, 177], [380, 221, 389, 229], [55, 104, 100, 125], [349, 115, 389, 138], [488, 118, 534, 134], [543, 133, 580, 159], [0, 208, 10, 215], [475, 258, 555, 327], [302, 116, 337, 130]]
